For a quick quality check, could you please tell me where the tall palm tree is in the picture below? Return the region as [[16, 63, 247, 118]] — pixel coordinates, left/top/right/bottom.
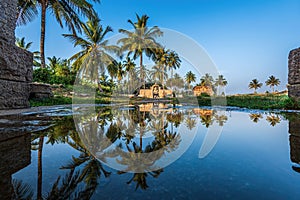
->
[[248, 79, 263, 94], [215, 75, 228, 95], [47, 56, 61, 71], [17, 0, 100, 69], [154, 48, 170, 96], [63, 16, 118, 91], [118, 14, 163, 89], [265, 75, 280, 93], [200, 73, 214, 87], [167, 50, 181, 89], [185, 71, 196, 95], [123, 57, 136, 94]]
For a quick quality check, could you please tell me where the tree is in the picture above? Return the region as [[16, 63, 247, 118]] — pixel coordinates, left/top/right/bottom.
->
[[123, 57, 136, 93], [118, 14, 163, 89], [185, 71, 196, 94], [154, 48, 169, 96], [248, 79, 262, 94], [215, 75, 228, 95], [17, 0, 100, 68], [265, 75, 280, 93], [249, 113, 263, 123], [63, 16, 118, 91], [200, 73, 214, 87], [167, 50, 181, 90]]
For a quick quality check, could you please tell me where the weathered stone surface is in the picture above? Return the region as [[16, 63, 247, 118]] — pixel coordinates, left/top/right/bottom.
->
[[0, 134, 31, 200], [288, 48, 300, 85], [288, 48, 300, 98], [288, 84, 300, 99], [290, 135, 300, 164], [289, 118, 300, 137], [30, 83, 54, 99], [0, 79, 30, 109], [0, 0, 17, 44], [0, 40, 33, 82], [0, 0, 33, 109]]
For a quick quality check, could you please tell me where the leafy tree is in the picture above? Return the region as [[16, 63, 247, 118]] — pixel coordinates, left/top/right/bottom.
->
[[265, 75, 280, 93], [214, 75, 228, 95], [17, 0, 100, 68], [248, 79, 262, 94]]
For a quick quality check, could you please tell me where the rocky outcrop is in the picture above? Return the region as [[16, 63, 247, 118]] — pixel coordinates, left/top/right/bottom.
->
[[0, 0, 33, 109], [30, 83, 54, 99], [0, 134, 31, 200], [288, 48, 300, 99]]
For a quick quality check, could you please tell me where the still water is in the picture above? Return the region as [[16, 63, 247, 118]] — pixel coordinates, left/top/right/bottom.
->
[[1, 104, 300, 199]]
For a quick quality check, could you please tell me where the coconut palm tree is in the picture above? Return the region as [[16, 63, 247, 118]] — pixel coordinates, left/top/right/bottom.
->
[[248, 79, 263, 94], [265, 75, 280, 93], [167, 51, 181, 89], [215, 75, 228, 95], [17, 0, 100, 69], [249, 113, 263, 123], [266, 115, 281, 126], [154, 48, 169, 96], [200, 73, 214, 89], [63, 16, 118, 91], [123, 57, 136, 94], [118, 14, 163, 89], [185, 71, 196, 95]]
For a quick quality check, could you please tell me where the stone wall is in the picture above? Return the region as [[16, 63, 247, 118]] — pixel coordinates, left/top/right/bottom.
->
[[0, 134, 31, 200], [288, 48, 300, 99], [0, 0, 33, 109]]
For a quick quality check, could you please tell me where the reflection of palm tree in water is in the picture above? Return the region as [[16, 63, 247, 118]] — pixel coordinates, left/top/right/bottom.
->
[[266, 115, 281, 126], [249, 113, 263, 123]]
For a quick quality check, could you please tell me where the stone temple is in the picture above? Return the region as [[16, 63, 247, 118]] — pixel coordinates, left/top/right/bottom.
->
[[288, 48, 300, 99], [0, 0, 33, 109]]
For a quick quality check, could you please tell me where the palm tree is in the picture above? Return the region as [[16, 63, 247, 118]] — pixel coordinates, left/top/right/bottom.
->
[[116, 62, 126, 91], [15, 37, 32, 50], [248, 79, 262, 94], [215, 75, 228, 95], [154, 48, 170, 96], [185, 71, 196, 95], [265, 75, 280, 93], [266, 115, 281, 126], [200, 73, 214, 88], [249, 113, 263, 123], [167, 51, 181, 90], [123, 57, 136, 94], [63, 16, 118, 91], [17, 0, 100, 69], [118, 14, 163, 89], [47, 56, 61, 71]]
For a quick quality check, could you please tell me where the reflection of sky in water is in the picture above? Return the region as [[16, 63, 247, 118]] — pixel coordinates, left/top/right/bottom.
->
[[8, 106, 300, 199]]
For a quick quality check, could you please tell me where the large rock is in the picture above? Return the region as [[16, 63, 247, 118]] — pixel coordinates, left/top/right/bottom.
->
[[0, 0, 17, 44], [0, 41, 33, 82], [0, 134, 31, 200], [288, 48, 300, 98], [0, 0, 33, 109], [0, 79, 30, 109], [30, 83, 54, 99]]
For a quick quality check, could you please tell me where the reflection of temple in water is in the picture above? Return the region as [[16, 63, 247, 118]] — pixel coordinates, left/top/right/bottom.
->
[[0, 134, 31, 199], [288, 116, 300, 173], [138, 103, 172, 117]]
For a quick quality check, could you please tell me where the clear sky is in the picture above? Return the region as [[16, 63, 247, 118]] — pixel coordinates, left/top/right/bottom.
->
[[15, 0, 300, 94]]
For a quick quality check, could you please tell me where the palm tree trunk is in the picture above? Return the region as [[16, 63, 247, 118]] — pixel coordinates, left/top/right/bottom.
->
[[40, 2, 47, 68], [140, 53, 144, 89], [189, 83, 191, 95], [37, 136, 44, 200], [162, 66, 165, 98]]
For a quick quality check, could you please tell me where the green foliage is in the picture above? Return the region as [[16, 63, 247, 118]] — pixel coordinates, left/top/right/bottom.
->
[[33, 67, 76, 85], [30, 96, 72, 107], [196, 94, 300, 110]]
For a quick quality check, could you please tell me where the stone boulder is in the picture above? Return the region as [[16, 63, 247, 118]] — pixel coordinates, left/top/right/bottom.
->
[[288, 48, 300, 99], [30, 83, 54, 99]]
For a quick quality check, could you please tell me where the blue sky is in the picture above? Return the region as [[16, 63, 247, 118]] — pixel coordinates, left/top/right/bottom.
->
[[16, 0, 300, 94]]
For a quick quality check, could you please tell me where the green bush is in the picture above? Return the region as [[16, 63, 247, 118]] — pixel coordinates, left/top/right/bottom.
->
[[33, 67, 75, 85]]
